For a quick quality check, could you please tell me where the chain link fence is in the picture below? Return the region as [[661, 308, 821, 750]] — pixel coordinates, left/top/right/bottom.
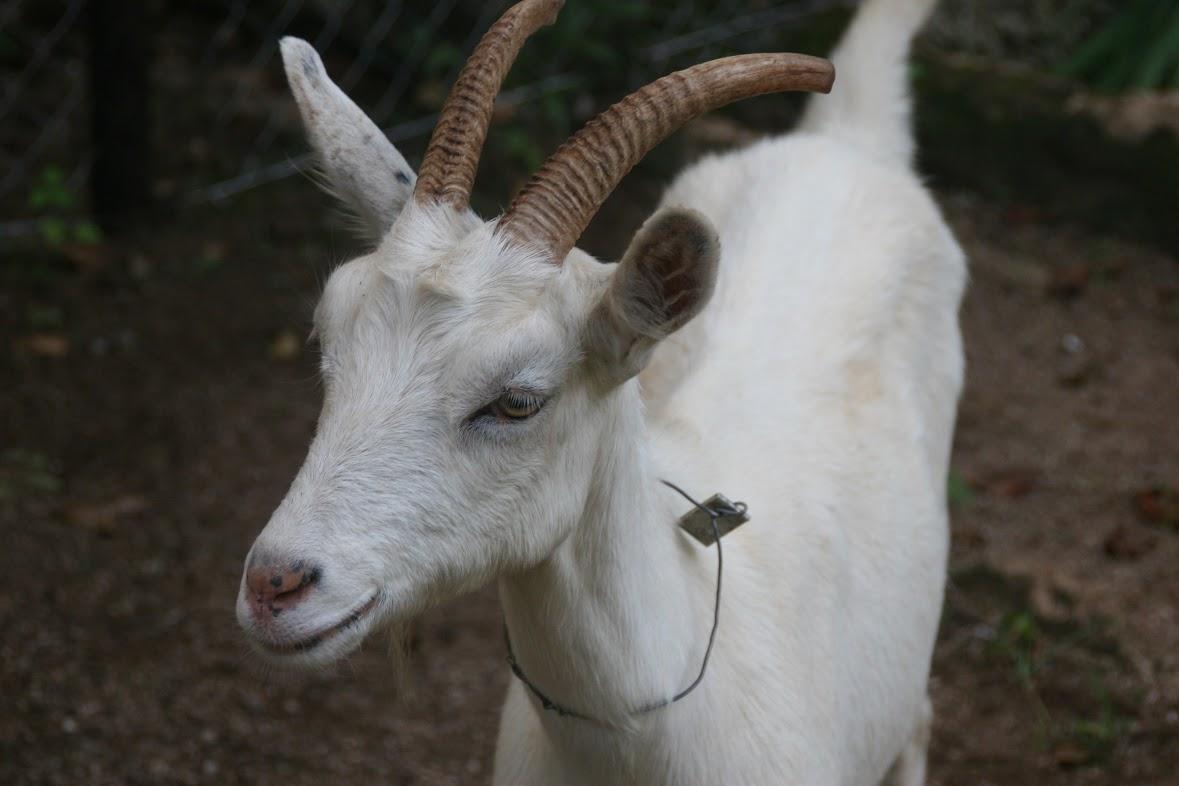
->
[[0, 0, 881, 242]]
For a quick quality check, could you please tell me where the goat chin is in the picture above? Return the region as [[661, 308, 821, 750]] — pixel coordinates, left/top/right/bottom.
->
[[247, 613, 414, 699]]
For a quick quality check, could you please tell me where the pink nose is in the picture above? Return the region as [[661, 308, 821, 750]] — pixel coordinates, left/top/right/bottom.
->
[[245, 557, 320, 618]]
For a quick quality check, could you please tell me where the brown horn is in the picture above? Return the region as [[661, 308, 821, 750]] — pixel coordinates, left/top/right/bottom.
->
[[414, 0, 563, 208], [498, 53, 834, 261]]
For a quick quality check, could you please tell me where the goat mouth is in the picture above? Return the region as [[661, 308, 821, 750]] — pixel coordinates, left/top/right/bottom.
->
[[258, 594, 380, 655]]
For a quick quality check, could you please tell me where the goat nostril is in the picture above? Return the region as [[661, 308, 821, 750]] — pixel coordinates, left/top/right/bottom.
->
[[245, 560, 322, 614]]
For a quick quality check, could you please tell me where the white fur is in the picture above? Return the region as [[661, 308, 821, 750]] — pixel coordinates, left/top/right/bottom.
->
[[237, 1, 964, 784]]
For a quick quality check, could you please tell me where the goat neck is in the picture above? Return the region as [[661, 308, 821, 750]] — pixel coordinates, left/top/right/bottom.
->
[[498, 381, 715, 728]]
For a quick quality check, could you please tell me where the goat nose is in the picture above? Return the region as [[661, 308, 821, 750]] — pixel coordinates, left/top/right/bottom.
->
[[245, 558, 321, 617]]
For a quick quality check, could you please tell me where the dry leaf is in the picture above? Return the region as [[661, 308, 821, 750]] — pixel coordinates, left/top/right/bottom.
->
[[16, 333, 70, 357], [1044, 264, 1090, 299], [65, 495, 150, 534], [983, 468, 1037, 499], [1030, 574, 1074, 623], [1052, 743, 1090, 768], [59, 243, 112, 272], [952, 526, 987, 550], [1134, 487, 1179, 529]]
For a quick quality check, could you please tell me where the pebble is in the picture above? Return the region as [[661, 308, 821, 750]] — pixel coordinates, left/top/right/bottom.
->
[[1056, 333, 1095, 387]]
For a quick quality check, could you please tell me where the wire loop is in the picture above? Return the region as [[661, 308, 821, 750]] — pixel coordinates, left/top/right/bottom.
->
[[503, 479, 745, 724]]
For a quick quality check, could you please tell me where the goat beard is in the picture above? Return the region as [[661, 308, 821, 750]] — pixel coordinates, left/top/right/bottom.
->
[[242, 617, 414, 701], [380, 619, 415, 704]]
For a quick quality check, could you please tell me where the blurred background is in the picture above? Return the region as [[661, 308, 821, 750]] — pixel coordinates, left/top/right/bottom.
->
[[2, 1, 1177, 783]]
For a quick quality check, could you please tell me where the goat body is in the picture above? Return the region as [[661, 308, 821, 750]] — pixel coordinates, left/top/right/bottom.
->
[[495, 1, 963, 783], [235, 1, 964, 784]]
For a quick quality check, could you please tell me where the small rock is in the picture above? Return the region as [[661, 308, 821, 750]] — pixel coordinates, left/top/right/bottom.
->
[[61, 717, 78, 734], [1056, 333, 1095, 387]]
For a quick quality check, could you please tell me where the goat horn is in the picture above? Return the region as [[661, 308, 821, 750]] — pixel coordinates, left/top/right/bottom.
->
[[414, 0, 563, 209], [498, 53, 835, 262]]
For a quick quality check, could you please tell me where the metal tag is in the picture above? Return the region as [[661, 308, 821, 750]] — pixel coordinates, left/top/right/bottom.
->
[[678, 493, 750, 546]]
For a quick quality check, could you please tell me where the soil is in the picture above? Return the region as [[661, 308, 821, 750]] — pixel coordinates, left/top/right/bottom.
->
[[3, 154, 1179, 785]]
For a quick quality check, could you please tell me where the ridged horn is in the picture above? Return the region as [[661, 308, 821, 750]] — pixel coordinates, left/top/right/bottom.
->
[[498, 53, 835, 262], [414, 0, 563, 208]]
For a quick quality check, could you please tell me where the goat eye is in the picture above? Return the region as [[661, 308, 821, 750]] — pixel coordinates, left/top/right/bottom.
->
[[489, 389, 545, 421]]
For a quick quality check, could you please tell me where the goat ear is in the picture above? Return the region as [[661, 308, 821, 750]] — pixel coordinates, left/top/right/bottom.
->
[[280, 38, 416, 242], [588, 207, 719, 384]]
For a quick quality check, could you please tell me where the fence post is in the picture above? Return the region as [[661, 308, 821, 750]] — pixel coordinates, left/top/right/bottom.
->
[[88, 0, 153, 231]]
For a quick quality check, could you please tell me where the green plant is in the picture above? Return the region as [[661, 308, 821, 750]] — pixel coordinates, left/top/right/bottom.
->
[[994, 609, 1040, 685], [1069, 683, 1128, 762], [26, 165, 104, 246], [1060, 0, 1179, 92], [498, 125, 547, 172], [947, 470, 975, 508], [28, 165, 73, 211], [0, 449, 62, 501], [24, 304, 64, 329], [0, 30, 19, 64]]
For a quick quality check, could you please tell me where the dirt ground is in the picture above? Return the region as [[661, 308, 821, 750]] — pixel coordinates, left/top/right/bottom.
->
[[2, 148, 1179, 785]]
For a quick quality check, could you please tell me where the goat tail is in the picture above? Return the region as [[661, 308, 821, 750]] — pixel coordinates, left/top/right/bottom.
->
[[797, 0, 938, 167]]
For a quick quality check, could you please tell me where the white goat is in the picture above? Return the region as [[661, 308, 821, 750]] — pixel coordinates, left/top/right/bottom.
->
[[235, 0, 965, 783]]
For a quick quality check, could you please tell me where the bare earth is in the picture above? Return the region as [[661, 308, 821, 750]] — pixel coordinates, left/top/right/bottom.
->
[[2, 175, 1178, 784]]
